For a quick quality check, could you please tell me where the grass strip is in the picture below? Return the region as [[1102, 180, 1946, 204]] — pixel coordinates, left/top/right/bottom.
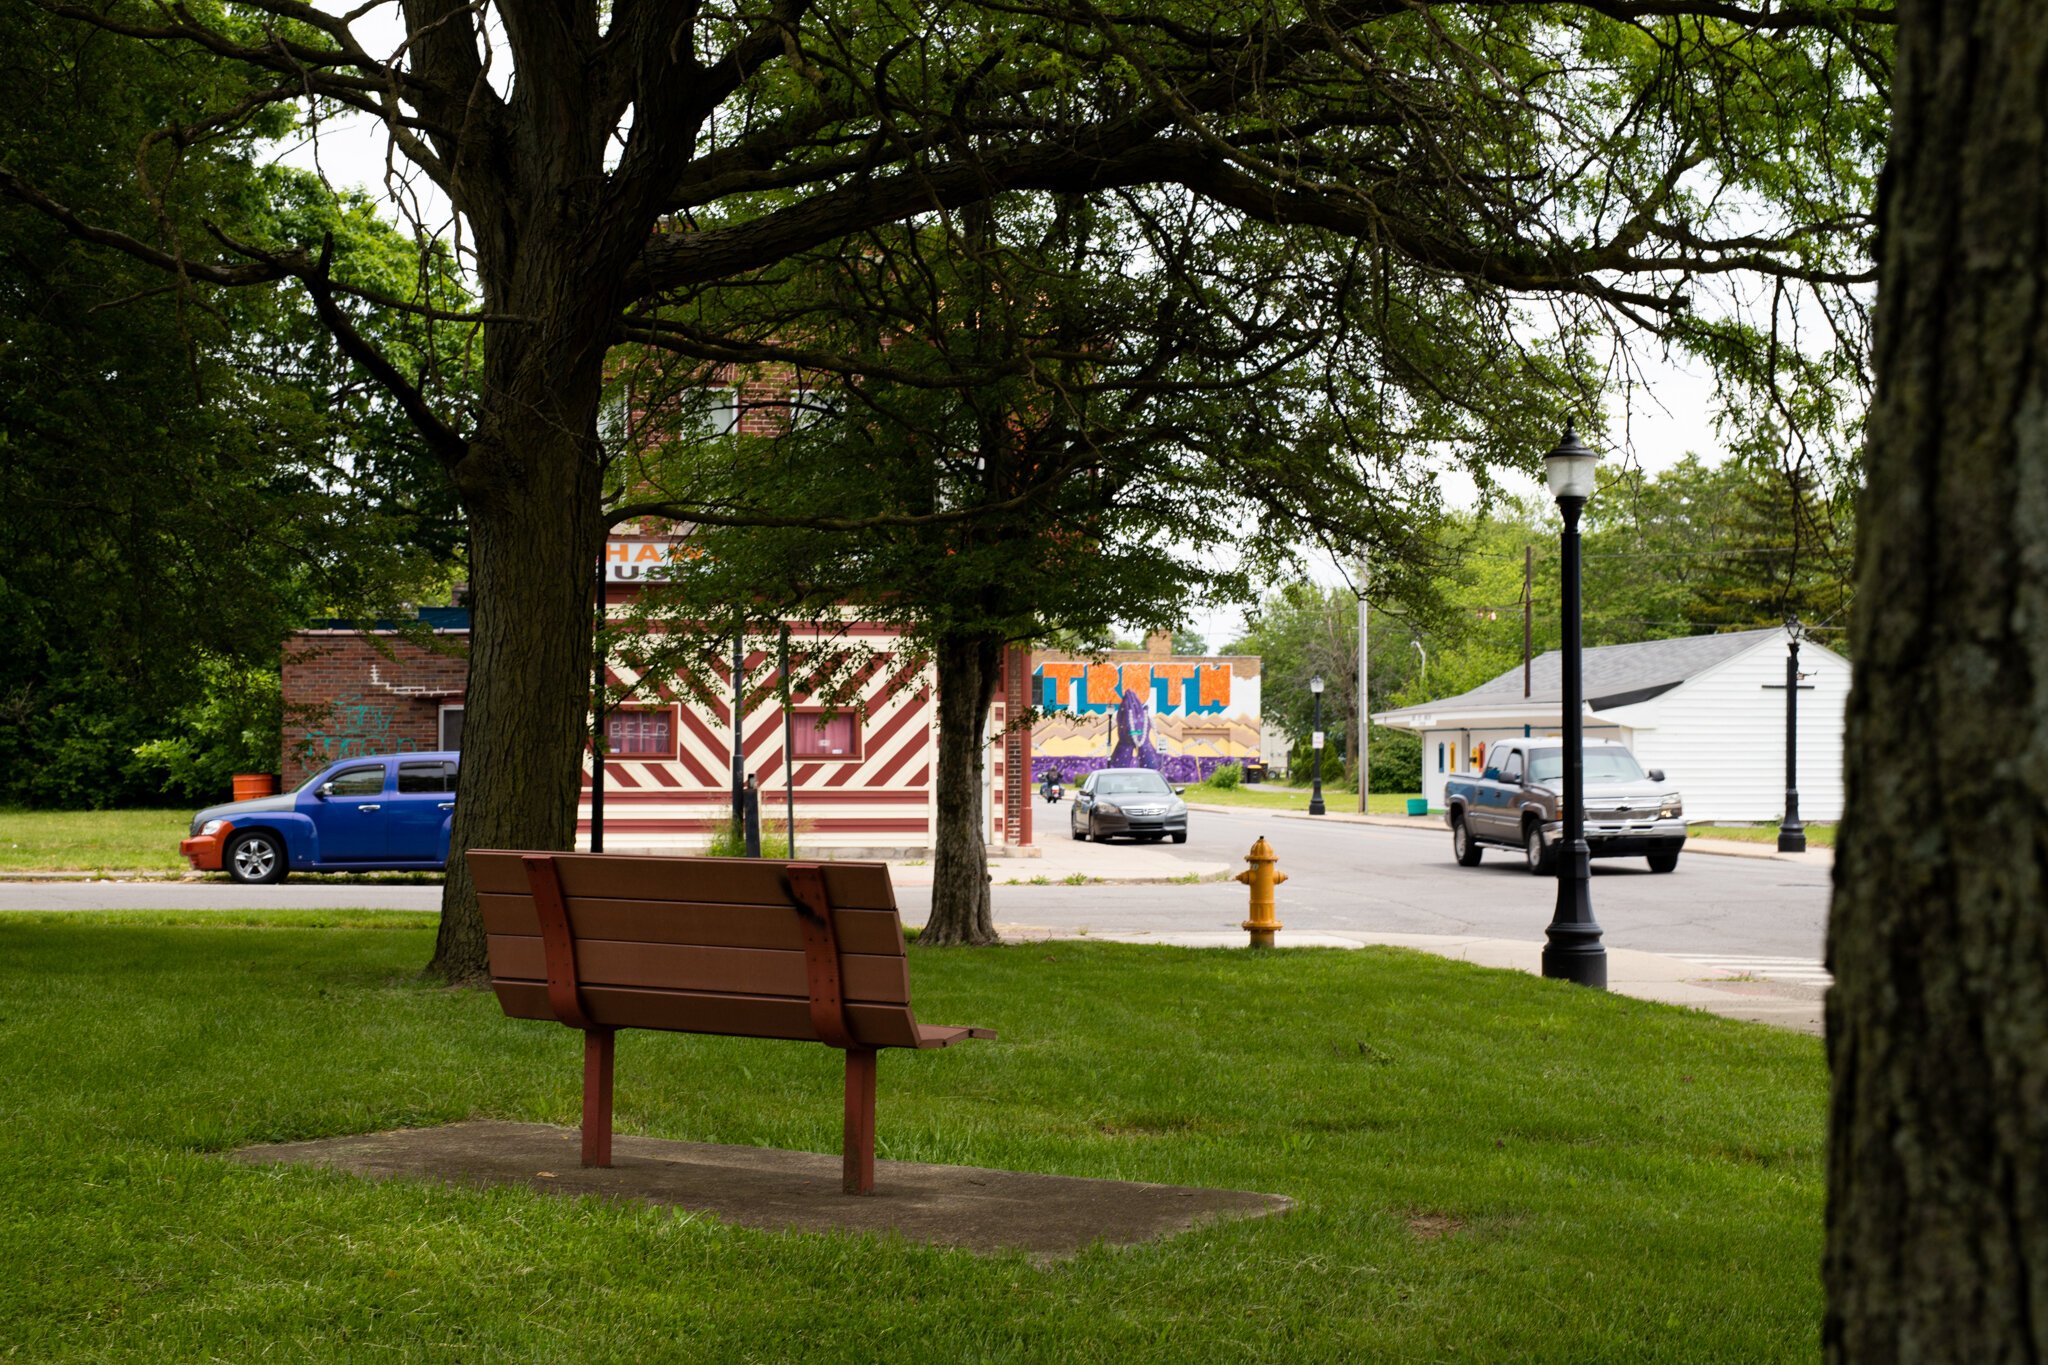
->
[[0, 808, 192, 872], [1689, 822, 1838, 848], [0, 911, 1825, 1362], [1181, 786, 1427, 815]]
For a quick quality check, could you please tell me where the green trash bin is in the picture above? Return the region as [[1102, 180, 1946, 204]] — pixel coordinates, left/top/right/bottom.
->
[[1406, 797, 1430, 816]]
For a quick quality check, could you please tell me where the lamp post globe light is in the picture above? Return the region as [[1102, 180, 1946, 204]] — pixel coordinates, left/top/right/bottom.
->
[[1308, 674, 1327, 816], [1778, 616, 1808, 853], [1541, 419, 1608, 989]]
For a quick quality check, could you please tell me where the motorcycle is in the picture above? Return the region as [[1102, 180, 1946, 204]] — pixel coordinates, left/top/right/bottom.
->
[[1040, 779, 1064, 804]]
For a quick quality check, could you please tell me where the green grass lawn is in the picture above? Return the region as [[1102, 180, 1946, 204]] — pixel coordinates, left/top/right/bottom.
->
[[0, 808, 192, 872], [1182, 784, 1429, 816], [1690, 822, 1838, 848], [0, 912, 1826, 1362]]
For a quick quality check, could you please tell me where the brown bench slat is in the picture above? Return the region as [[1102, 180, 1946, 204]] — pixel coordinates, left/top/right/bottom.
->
[[493, 980, 924, 1049], [478, 894, 906, 956], [469, 850, 898, 910], [487, 936, 912, 1005]]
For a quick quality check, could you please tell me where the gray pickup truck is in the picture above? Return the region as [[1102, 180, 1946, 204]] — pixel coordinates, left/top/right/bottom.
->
[[1443, 738, 1686, 874]]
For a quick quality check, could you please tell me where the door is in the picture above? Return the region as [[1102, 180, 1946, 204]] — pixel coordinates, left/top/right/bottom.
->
[[305, 762, 390, 861], [387, 759, 458, 863], [1487, 748, 1525, 837]]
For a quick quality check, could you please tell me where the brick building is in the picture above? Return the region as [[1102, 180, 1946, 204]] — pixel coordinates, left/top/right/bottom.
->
[[280, 369, 1041, 856], [279, 574, 1034, 857], [282, 608, 470, 787]]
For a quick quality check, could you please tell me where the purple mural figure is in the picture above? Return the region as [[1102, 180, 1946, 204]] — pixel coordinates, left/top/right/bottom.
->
[[1108, 688, 1164, 772]]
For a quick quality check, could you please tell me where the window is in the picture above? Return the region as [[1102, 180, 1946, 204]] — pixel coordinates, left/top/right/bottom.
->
[[327, 766, 386, 797], [791, 710, 860, 760], [788, 387, 840, 430], [1500, 752, 1522, 783], [606, 707, 676, 758], [398, 761, 457, 794], [698, 387, 738, 438], [1437, 743, 1446, 774], [439, 704, 464, 751]]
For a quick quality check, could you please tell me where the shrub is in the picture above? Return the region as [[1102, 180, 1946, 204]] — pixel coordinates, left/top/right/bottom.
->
[[1368, 724, 1423, 793], [1207, 762, 1242, 789], [702, 818, 801, 859]]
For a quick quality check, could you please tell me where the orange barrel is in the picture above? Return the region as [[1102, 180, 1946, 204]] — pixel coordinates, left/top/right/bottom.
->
[[232, 773, 278, 801]]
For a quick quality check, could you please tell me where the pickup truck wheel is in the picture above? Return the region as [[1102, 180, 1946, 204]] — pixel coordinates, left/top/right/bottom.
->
[[1524, 822, 1554, 876], [225, 830, 288, 885], [1647, 852, 1680, 873], [1452, 814, 1483, 867]]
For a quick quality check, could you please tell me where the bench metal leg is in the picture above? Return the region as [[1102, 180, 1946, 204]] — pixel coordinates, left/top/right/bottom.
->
[[843, 1047, 877, 1194], [583, 1028, 616, 1168]]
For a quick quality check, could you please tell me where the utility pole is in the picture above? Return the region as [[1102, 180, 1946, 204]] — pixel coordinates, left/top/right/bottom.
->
[[1523, 545, 1534, 698], [1357, 549, 1370, 812], [591, 547, 608, 852], [731, 627, 746, 834]]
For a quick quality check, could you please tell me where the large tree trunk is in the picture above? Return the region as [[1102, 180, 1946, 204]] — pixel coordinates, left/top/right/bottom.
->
[[924, 632, 1002, 946], [1823, 3, 2048, 1356], [426, 224, 614, 981], [428, 414, 605, 981]]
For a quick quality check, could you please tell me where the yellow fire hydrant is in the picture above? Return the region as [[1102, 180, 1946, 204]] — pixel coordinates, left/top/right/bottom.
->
[[1234, 836, 1287, 949]]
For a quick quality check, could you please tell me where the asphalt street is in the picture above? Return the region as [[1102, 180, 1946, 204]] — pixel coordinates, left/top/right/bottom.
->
[[0, 800, 1830, 965], [982, 802, 1831, 962]]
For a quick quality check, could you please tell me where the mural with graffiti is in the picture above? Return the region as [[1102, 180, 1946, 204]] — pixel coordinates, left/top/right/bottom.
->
[[1031, 653, 1261, 784]]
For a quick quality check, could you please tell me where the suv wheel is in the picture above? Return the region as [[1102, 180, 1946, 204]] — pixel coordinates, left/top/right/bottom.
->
[[1452, 814, 1483, 867], [1647, 852, 1680, 873], [1525, 822, 1554, 876], [226, 830, 288, 885]]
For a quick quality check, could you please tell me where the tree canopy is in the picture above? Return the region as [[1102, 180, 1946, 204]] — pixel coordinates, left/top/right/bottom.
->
[[0, 0, 1892, 975], [0, 6, 464, 806]]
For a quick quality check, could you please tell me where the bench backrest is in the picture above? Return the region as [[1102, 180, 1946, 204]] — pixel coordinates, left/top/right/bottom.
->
[[467, 850, 925, 1049]]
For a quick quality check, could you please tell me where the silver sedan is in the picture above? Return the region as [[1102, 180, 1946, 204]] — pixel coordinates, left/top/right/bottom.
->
[[1070, 768, 1189, 844]]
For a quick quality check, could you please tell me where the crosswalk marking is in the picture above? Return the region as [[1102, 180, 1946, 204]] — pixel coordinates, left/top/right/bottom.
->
[[1666, 954, 1834, 987]]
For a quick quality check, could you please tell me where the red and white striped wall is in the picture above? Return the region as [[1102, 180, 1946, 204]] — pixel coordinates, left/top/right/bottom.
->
[[576, 624, 1030, 856]]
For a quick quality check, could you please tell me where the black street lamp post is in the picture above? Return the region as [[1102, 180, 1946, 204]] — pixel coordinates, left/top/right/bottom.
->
[[1308, 675, 1327, 816], [1540, 420, 1607, 990], [1778, 617, 1808, 853]]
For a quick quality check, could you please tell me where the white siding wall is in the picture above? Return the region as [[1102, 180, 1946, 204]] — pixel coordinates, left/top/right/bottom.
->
[[1603, 640, 1850, 823]]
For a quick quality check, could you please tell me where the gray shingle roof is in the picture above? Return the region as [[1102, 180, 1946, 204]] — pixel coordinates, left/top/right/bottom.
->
[[1385, 627, 1782, 715]]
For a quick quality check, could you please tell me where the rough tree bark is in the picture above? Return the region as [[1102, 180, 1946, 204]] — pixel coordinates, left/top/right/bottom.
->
[[1823, 2, 2048, 1356], [924, 633, 1002, 946], [429, 420, 604, 981]]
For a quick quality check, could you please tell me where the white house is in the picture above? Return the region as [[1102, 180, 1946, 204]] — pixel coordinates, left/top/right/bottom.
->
[[1373, 627, 1850, 823]]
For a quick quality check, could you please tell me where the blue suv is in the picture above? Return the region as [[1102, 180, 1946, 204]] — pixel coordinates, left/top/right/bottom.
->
[[182, 753, 460, 884]]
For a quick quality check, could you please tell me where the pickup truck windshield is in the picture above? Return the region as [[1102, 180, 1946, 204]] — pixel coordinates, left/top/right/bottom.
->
[[1528, 748, 1645, 784]]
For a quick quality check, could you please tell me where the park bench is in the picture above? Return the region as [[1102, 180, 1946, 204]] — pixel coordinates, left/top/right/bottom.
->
[[466, 849, 994, 1194]]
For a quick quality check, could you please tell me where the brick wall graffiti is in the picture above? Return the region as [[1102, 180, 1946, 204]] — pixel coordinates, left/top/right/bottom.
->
[[282, 633, 465, 785], [299, 694, 422, 763]]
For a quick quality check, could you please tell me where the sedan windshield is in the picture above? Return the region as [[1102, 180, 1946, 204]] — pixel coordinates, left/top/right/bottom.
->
[[1093, 772, 1173, 796], [1528, 748, 1645, 784]]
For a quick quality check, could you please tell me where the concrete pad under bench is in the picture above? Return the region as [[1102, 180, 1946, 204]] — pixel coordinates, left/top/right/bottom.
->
[[230, 1120, 1294, 1259]]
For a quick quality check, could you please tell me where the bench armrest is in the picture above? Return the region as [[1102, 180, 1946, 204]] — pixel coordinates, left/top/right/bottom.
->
[[915, 1024, 998, 1049]]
